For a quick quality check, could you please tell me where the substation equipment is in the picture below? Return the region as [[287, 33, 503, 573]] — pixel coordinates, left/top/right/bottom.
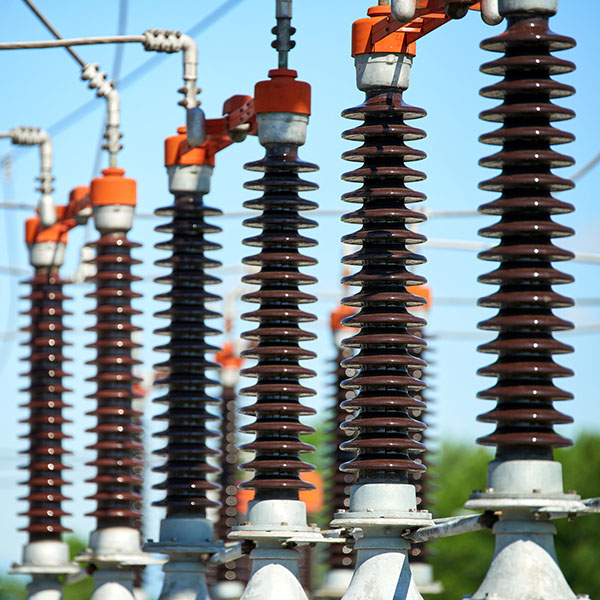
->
[[4, 1, 598, 600]]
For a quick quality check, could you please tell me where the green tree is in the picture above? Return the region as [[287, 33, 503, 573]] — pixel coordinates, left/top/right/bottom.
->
[[0, 577, 26, 600]]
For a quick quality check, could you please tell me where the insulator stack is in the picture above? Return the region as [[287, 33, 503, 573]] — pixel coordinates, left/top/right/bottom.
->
[[476, 15, 576, 460], [20, 269, 72, 542], [238, 143, 319, 500], [153, 188, 222, 517], [85, 233, 144, 529], [214, 383, 249, 585], [407, 330, 434, 563], [132, 394, 146, 591], [327, 346, 356, 571], [339, 90, 429, 484]]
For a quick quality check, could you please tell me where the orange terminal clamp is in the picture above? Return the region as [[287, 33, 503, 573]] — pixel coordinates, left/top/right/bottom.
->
[[165, 94, 256, 169], [25, 187, 91, 268], [353, 1, 481, 58]]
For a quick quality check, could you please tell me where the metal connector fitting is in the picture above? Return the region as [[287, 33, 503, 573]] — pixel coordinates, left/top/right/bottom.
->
[[5, 126, 56, 225], [256, 112, 308, 146], [93, 204, 135, 234], [82, 63, 122, 163], [354, 53, 413, 91], [391, 0, 416, 23], [186, 107, 206, 147], [166, 164, 212, 195], [29, 241, 66, 269], [141, 29, 200, 112], [498, 0, 558, 15], [481, 0, 503, 24]]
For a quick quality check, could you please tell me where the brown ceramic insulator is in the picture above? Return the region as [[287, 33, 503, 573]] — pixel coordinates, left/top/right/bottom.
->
[[327, 346, 357, 571], [153, 192, 222, 517], [85, 233, 144, 529], [19, 269, 73, 542], [339, 90, 429, 483], [408, 330, 435, 562], [214, 383, 249, 585], [238, 144, 319, 501], [132, 404, 145, 588], [477, 16, 576, 461]]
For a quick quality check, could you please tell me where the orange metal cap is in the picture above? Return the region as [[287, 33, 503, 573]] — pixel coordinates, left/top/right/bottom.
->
[[254, 69, 311, 116], [164, 126, 213, 168], [91, 167, 136, 207], [352, 4, 417, 57]]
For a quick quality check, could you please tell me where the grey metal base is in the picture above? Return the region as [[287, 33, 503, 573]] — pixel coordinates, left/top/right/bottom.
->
[[145, 517, 223, 600], [78, 527, 155, 600], [230, 500, 324, 600], [11, 540, 80, 600], [465, 517, 585, 600], [331, 484, 432, 600], [464, 460, 588, 600], [241, 546, 308, 600]]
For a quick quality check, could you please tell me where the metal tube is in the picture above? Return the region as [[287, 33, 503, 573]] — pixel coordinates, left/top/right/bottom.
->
[[275, 0, 293, 69], [1, 127, 56, 226], [406, 515, 495, 544], [0, 35, 144, 50]]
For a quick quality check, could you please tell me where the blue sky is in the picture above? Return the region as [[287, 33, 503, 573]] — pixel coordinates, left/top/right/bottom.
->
[[0, 0, 598, 585]]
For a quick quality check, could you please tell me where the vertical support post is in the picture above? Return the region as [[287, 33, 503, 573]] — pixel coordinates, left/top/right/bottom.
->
[[78, 167, 151, 600], [329, 4, 433, 600], [145, 128, 223, 600], [229, 16, 321, 596], [12, 215, 79, 599], [467, 1, 583, 598]]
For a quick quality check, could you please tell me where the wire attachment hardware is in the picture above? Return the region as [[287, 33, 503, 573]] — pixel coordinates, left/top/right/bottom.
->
[[81, 63, 122, 165]]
